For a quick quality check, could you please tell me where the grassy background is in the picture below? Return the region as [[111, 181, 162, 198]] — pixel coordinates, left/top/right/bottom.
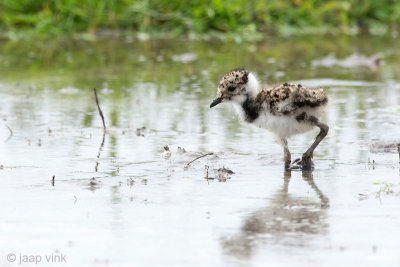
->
[[1, 0, 400, 37]]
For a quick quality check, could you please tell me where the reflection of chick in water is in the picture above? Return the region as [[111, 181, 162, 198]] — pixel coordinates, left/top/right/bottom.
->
[[221, 170, 329, 258]]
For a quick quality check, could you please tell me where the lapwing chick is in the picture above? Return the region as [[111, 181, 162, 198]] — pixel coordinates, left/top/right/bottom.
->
[[210, 69, 329, 170]]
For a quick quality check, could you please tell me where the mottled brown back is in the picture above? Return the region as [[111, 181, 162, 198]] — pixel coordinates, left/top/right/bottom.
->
[[256, 83, 328, 115]]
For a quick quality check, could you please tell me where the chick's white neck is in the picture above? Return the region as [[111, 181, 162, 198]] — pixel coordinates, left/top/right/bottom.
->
[[246, 72, 260, 98], [230, 72, 260, 106], [230, 72, 261, 121]]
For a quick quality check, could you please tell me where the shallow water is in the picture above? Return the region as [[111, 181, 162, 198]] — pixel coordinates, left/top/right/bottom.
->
[[0, 35, 400, 266]]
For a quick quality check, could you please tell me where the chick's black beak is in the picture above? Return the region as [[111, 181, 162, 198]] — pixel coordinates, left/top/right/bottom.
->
[[210, 97, 222, 108]]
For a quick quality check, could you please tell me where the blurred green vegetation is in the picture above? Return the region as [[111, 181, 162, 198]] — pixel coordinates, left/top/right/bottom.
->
[[1, 35, 399, 92], [0, 0, 400, 37]]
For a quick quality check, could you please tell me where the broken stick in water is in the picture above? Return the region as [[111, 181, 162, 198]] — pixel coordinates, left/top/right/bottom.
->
[[186, 152, 214, 167], [93, 88, 106, 132]]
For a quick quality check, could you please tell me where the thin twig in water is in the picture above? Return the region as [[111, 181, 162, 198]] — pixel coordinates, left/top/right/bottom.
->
[[94, 88, 106, 132], [186, 152, 213, 167], [4, 124, 13, 142], [95, 132, 106, 172], [93, 88, 107, 173]]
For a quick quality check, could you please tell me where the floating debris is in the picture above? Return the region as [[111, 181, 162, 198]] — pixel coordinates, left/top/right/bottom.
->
[[217, 167, 234, 175], [83, 178, 101, 190], [370, 141, 400, 154], [374, 181, 397, 200], [360, 182, 400, 201], [203, 166, 234, 182], [216, 167, 235, 182], [367, 158, 376, 169], [89, 177, 100, 186], [163, 146, 171, 159], [204, 165, 215, 182], [177, 146, 186, 153], [136, 126, 146, 136], [87, 177, 103, 191], [127, 178, 135, 187]]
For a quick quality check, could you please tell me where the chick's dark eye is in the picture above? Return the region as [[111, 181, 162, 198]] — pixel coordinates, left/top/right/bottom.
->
[[228, 86, 235, 92]]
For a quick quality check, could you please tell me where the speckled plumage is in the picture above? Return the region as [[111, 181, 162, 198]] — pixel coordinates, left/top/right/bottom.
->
[[210, 68, 330, 170], [217, 68, 249, 91], [257, 83, 328, 115], [212, 69, 328, 129]]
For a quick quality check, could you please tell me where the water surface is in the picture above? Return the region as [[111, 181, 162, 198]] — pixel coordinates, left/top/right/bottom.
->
[[0, 35, 400, 266]]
